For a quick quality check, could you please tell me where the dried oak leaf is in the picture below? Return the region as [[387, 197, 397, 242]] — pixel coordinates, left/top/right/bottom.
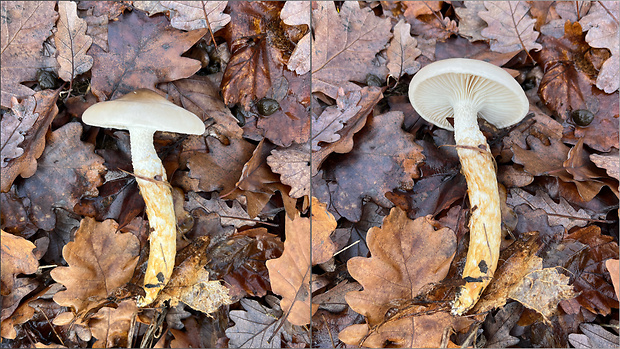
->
[[534, 21, 619, 152], [281, 1, 310, 74], [226, 298, 284, 348], [606, 259, 619, 299], [569, 323, 620, 349], [479, 1, 543, 53], [220, 2, 291, 110], [590, 150, 619, 181], [159, 1, 230, 32], [77, 1, 128, 20], [564, 138, 618, 198], [311, 86, 383, 175], [0, 187, 37, 239], [311, 1, 391, 98], [1, 90, 59, 193], [323, 111, 424, 222], [185, 191, 256, 228], [455, 1, 487, 42], [484, 302, 523, 348], [542, 225, 619, 316], [267, 144, 310, 199], [310, 197, 337, 266], [386, 19, 421, 80], [54, 1, 93, 83], [89, 10, 205, 100], [266, 210, 314, 326], [0, 230, 38, 296], [0, 1, 58, 107], [17, 122, 105, 231], [50, 218, 140, 319], [579, 1, 619, 93], [89, 300, 137, 348], [340, 208, 466, 348]]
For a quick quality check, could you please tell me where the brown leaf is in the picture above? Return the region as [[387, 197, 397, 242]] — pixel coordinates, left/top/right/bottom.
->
[[1, 97, 40, 167], [185, 191, 256, 228], [0, 1, 58, 107], [484, 302, 523, 348], [77, 1, 128, 19], [267, 144, 310, 199], [225, 298, 284, 348], [512, 135, 570, 177], [479, 1, 543, 53], [311, 1, 391, 98], [50, 218, 140, 318], [17, 122, 105, 231], [266, 210, 314, 326], [323, 111, 424, 222], [310, 197, 337, 266], [281, 1, 311, 74], [590, 150, 620, 181], [220, 2, 291, 110], [403, 1, 442, 18], [89, 300, 137, 348], [606, 259, 619, 299], [455, 1, 487, 42], [54, 2, 93, 83], [159, 1, 231, 32], [1, 90, 59, 192], [340, 208, 464, 348], [89, 10, 205, 100], [563, 138, 618, 199], [0, 187, 37, 239], [0, 231, 38, 296], [386, 19, 421, 80], [569, 323, 620, 349]]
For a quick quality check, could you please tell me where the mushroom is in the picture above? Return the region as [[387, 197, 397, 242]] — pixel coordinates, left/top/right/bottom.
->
[[408, 58, 528, 315], [82, 89, 205, 306]]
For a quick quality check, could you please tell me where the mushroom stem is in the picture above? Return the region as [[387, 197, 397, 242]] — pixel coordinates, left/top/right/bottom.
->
[[130, 128, 177, 307], [451, 102, 501, 315]]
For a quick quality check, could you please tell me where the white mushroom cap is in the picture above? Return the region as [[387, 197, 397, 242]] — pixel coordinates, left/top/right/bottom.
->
[[83, 89, 205, 135], [408, 58, 529, 131]]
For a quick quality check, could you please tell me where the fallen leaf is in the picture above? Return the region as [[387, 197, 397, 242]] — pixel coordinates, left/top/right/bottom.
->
[[50, 218, 140, 319], [386, 19, 421, 80], [89, 10, 205, 100], [89, 300, 137, 348], [160, 1, 231, 32], [605, 259, 619, 299], [579, 1, 619, 93], [185, 191, 256, 228], [311, 86, 383, 177], [226, 298, 284, 348], [310, 197, 337, 266], [569, 323, 620, 348], [0, 1, 58, 107], [403, 1, 442, 18], [484, 302, 523, 348], [54, 2, 93, 83], [323, 111, 424, 222], [311, 1, 391, 98], [1, 97, 40, 168], [81, 8, 108, 51], [266, 210, 314, 326], [455, 1, 487, 42], [0, 231, 38, 296], [590, 150, 620, 181], [281, 1, 310, 74], [267, 144, 310, 199], [340, 208, 464, 348], [479, 1, 543, 53], [0, 187, 37, 240], [17, 122, 105, 231], [1, 90, 59, 192], [77, 1, 128, 19], [311, 88, 363, 152]]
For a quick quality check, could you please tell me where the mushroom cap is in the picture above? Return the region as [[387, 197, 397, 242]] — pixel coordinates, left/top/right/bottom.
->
[[83, 89, 205, 135], [408, 58, 529, 131]]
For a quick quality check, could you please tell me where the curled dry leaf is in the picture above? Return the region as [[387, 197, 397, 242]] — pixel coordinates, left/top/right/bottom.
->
[[0, 230, 38, 296], [0, 1, 58, 107], [590, 150, 620, 181], [160, 1, 231, 32], [386, 19, 421, 80], [89, 300, 137, 348], [266, 144, 310, 199], [265, 210, 314, 326], [50, 218, 140, 320], [579, 1, 619, 93], [89, 10, 205, 100], [340, 208, 465, 348], [324, 111, 424, 222], [479, 1, 543, 53], [311, 1, 391, 98], [54, 1, 93, 83], [17, 122, 105, 231], [310, 197, 337, 266]]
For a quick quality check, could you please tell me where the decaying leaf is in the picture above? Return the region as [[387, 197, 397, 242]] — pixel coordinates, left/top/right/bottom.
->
[[324, 111, 424, 222], [340, 208, 464, 348], [479, 1, 543, 53], [569, 323, 620, 349], [265, 209, 314, 326], [89, 10, 205, 100], [281, 1, 310, 74], [0, 1, 58, 107], [50, 218, 140, 320], [17, 122, 105, 231], [484, 302, 523, 348], [89, 300, 137, 348], [226, 298, 284, 348], [579, 1, 619, 93], [455, 1, 487, 42], [160, 1, 231, 32], [1, 97, 40, 168], [0, 230, 38, 296], [54, 1, 93, 83], [311, 1, 391, 98], [606, 259, 619, 299], [267, 144, 310, 199], [310, 197, 337, 266], [386, 19, 421, 80], [590, 150, 620, 181], [185, 191, 256, 228]]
